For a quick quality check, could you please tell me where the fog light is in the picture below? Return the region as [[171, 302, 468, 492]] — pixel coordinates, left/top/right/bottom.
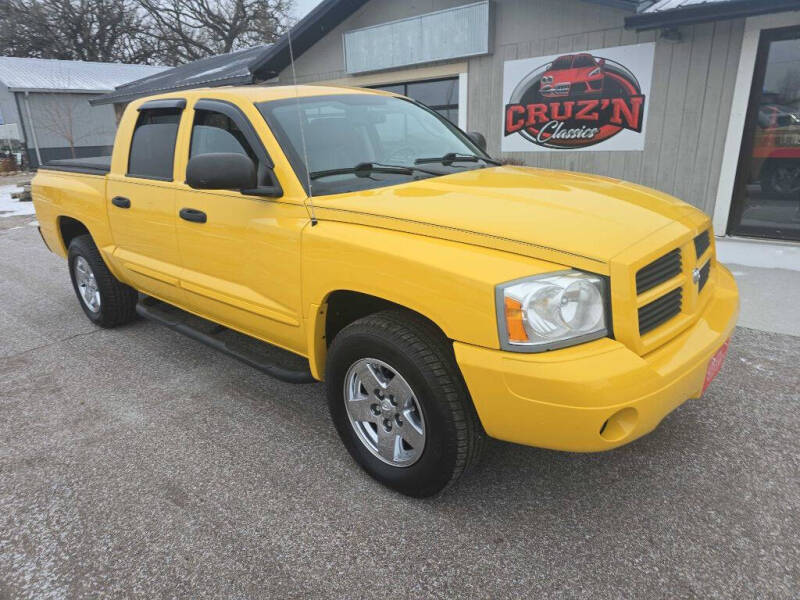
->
[[599, 407, 638, 442]]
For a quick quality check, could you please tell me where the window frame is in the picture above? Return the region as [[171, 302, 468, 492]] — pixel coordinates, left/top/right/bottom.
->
[[126, 101, 186, 182], [370, 77, 460, 124], [729, 25, 800, 241], [187, 98, 282, 198], [192, 99, 275, 168]]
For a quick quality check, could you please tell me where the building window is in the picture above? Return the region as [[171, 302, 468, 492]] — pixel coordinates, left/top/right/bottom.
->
[[731, 27, 800, 241], [371, 78, 459, 125]]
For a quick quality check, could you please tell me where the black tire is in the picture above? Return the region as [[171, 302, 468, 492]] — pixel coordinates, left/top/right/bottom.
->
[[326, 310, 485, 497], [67, 234, 138, 327], [760, 160, 800, 197]]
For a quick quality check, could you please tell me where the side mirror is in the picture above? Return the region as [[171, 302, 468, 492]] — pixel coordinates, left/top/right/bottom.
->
[[186, 153, 257, 191], [467, 131, 487, 152]]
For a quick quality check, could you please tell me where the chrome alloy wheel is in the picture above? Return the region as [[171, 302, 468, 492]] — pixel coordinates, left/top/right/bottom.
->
[[344, 358, 426, 467], [73, 256, 101, 313]]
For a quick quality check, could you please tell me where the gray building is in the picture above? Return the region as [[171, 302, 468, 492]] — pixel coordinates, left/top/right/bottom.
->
[[93, 0, 800, 245], [0, 57, 165, 168]]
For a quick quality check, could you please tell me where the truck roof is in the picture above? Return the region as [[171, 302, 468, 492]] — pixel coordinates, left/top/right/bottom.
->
[[133, 84, 395, 107]]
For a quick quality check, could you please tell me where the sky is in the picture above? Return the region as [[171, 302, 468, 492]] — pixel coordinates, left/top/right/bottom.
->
[[293, 0, 324, 20]]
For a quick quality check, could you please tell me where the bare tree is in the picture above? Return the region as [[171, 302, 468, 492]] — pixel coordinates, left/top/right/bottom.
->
[[35, 94, 115, 157], [1, 0, 293, 66], [136, 0, 293, 65], [0, 0, 156, 63]]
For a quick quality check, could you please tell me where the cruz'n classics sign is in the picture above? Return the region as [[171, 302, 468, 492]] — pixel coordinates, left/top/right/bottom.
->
[[501, 43, 655, 152]]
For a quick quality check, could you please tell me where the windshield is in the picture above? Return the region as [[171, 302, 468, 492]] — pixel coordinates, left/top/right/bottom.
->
[[257, 94, 488, 196], [550, 56, 573, 70], [572, 54, 596, 68]]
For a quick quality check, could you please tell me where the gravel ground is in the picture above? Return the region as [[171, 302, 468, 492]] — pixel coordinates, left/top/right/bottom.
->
[[1, 225, 798, 599]]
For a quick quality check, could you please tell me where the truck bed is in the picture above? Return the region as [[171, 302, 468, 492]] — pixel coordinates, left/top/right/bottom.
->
[[39, 156, 111, 176]]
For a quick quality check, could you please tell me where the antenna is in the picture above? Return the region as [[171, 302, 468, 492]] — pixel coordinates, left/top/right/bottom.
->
[[287, 23, 317, 226]]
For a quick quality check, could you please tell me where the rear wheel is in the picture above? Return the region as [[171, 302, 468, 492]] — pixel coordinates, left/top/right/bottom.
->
[[326, 310, 484, 497], [67, 234, 138, 327]]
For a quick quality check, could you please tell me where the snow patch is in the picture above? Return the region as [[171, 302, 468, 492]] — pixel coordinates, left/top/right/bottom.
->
[[717, 237, 800, 272], [0, 184, 36, 218]]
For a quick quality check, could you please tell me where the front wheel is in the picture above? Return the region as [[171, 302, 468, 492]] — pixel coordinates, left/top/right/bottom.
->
[[68, 234, 138, 327], [326, 310, 484, 497], [760, 160, 800, 197]]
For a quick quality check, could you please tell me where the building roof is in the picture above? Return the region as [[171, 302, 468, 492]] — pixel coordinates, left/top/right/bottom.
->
[[248, 0, 370, 78], [91, 0, 800, 104], [641, 0, 731, 11], [90, 45, 269, 106], [582, 0, 642, 9], [628, 0, 800, 29], [0, 56, 166, 93], [92, 0, 370, 105]]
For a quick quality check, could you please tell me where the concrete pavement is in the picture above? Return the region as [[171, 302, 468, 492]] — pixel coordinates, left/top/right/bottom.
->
[[1, 224, 799, 599]]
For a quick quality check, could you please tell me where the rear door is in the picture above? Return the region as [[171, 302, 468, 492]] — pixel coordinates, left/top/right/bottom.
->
[[173, 99, 307, 354], [106, 99, 186, 304]]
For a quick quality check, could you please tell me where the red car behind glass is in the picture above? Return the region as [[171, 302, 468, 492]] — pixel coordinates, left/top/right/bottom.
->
[[540, 53, 605, 98]]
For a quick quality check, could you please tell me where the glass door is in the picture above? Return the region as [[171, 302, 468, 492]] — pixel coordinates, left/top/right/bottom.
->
[[730, 27, 800, 241], [371, 78, 460, 125]]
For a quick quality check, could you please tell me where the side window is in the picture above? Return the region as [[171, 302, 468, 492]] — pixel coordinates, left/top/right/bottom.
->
[[190, 110, 258, 165], [128, 108, 181, 180]]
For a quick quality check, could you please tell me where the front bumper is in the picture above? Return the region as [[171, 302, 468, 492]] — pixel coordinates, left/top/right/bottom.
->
[[455, 265, 739, 452]]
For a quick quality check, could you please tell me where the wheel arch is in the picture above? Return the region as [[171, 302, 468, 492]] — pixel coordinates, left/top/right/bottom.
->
[[57, 215, 91, 253], [307, 289, 451, 381]]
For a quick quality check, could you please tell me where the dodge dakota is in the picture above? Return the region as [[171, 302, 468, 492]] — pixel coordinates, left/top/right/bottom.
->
[[32, 86, 739, 497]]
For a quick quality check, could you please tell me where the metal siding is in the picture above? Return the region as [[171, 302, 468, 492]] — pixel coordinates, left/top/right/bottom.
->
[[343, 1, 490, 73], [22, 92, 118, 150], [277, 0, 745, 215], [0, 83, 23, 140], [469, 0, 745, 214]]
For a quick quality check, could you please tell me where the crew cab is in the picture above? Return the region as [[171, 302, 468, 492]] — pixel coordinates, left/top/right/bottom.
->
[[32, 86, 738, 497]]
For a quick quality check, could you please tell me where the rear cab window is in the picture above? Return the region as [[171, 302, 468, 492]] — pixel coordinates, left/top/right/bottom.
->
[[127, 107, 182, 180]]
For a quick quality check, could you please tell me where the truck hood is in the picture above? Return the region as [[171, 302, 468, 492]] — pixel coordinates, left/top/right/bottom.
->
[[314, 166, 703, 273]]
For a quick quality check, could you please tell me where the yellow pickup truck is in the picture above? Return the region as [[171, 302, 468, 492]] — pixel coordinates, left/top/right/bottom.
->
[[32, 86, 738, 497]]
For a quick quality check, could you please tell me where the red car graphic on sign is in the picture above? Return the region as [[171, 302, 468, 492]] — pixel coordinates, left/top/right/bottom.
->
[[540, 53, 605, 98]]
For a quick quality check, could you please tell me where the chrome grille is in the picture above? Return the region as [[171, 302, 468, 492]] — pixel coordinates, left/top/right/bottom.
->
[[636, 249, 682, 295], [694, 230, 710, 258], [638, 287, 682, 335]]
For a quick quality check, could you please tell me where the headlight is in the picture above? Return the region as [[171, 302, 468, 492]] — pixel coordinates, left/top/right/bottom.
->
[[496, 270, 609, 352]]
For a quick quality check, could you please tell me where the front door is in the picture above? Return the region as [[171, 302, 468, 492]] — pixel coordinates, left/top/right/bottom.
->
[[107, 102, 185, 304], [174, 100, 307, 354], [730, 26, 800, 241]]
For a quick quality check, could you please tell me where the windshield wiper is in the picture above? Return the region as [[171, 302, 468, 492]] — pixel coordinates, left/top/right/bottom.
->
[[415, 153, 501, 166], [309, 162, 439, 180]]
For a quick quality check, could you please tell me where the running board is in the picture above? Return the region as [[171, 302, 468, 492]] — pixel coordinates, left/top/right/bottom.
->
[[136, 296, 315, 384]]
